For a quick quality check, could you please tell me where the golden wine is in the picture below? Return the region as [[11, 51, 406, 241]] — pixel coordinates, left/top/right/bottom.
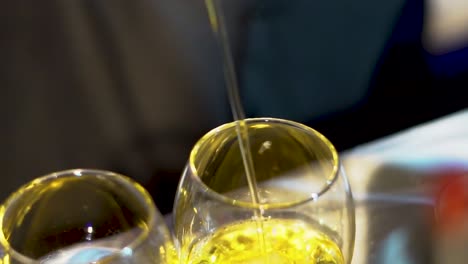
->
[[186, 219, 344, 264], [206, 0, 267, 252]]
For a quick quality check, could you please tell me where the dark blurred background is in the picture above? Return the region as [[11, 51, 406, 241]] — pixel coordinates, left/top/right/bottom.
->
[[1, 0, 467, 214]]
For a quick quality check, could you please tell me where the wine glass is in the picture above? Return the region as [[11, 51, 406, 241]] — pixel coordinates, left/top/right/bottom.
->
[[173, 118, 355, 264], [0, 169, 175, 264]]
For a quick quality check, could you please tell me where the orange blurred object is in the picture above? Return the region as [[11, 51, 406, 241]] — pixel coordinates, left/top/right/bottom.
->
[[433, 170, 468, 264], [435, 172, 468, 230]]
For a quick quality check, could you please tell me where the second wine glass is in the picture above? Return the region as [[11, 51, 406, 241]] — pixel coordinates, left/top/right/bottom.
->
[[0, 169, 175, 264]]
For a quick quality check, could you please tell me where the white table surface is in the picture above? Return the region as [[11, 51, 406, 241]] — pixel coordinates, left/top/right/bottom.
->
[[343, 108, 468, 263]]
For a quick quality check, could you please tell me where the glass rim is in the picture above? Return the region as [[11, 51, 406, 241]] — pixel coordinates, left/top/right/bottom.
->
[[189, 117, 341, 210], [0, 168, 158, 263]]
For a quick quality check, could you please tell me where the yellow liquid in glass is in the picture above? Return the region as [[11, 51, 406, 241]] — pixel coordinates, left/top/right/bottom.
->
[[186, 219, 344, 264], [0, 176, 159, 262]]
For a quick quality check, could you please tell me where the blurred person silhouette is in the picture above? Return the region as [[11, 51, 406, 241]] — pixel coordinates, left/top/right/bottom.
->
[[217, 0, 468, 156]]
